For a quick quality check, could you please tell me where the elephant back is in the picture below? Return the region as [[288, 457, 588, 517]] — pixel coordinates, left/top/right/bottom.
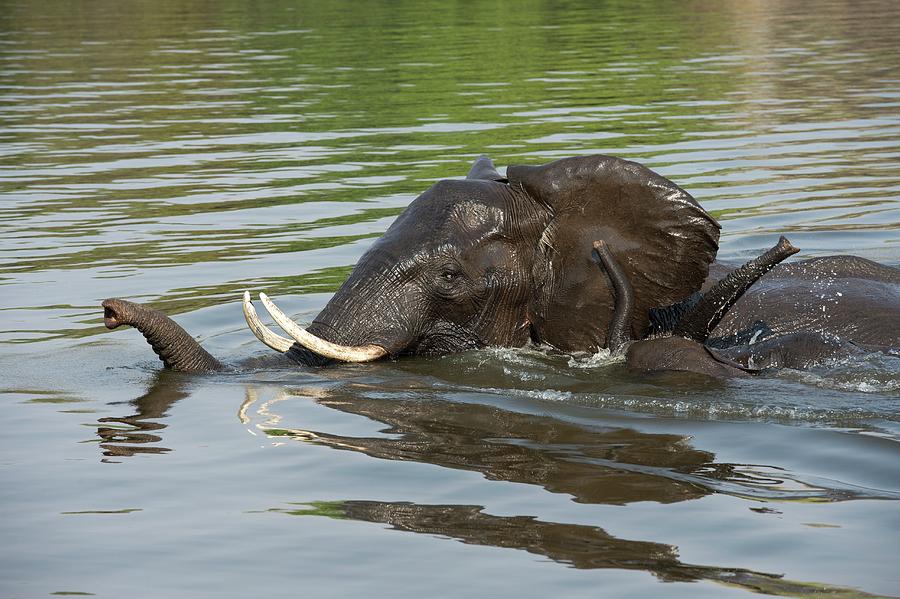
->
[[507, 155, 720, 352], [710, 256, 900, 352]]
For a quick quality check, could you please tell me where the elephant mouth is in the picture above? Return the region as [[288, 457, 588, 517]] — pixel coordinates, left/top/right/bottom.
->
[[242, 292, 389, 363]]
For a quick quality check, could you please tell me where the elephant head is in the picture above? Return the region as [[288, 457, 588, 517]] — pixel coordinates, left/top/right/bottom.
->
[[246, 154, 720, 365]]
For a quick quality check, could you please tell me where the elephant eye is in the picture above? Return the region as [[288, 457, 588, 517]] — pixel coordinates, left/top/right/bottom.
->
[[432, 261, 473, 303], [439, 263, 462, 283]]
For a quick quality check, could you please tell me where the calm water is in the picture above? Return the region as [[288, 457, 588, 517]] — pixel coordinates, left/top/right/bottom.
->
[[2, 1, 899, 597]]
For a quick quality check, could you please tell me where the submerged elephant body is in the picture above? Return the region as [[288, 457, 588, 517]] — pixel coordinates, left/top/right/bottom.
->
[[608, 242, 899, 377], [101, 154, 899, 378], [707, 255, 900, 353], [629, 254, 900, 377]]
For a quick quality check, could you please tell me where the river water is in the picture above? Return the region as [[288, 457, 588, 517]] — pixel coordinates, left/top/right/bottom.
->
[[2, 1, 899, 597]]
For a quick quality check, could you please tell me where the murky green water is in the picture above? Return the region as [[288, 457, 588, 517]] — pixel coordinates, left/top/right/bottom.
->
[[2, 1, 899, 597]]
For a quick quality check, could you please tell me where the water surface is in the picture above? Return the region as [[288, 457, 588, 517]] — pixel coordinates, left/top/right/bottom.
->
[[2, 1, 899, 597]]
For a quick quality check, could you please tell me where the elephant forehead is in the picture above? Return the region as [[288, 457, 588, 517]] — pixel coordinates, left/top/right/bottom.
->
[[449, 201, 504, 237], [383, 179, 517, 247]]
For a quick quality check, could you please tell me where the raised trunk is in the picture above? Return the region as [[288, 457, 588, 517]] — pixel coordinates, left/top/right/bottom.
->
[[672, 236, 799, 343], [102, 299, 224, 372]]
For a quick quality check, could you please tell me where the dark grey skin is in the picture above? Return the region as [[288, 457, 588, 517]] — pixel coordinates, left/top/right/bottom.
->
[[101, 155, 899, 373], [595, 237, 879, 378], [705, 255, 900, 354]]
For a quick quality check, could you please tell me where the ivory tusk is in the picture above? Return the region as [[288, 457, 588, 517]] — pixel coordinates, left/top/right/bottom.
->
[[242, 291, 295, 353], [258, 292, 388, 363]]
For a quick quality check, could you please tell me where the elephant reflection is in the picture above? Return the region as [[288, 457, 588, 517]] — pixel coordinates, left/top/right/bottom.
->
[[248, 390, 880, 596], [266, 500, 873, 596], [94, 370, 187, 460], [244, 385, 889, 504], [246, 387, 712, 505], [270, 500, 817, 593]]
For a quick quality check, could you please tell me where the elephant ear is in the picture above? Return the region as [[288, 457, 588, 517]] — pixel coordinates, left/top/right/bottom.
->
[[466, 155, 507, 182], [507, 155, 720, 352]]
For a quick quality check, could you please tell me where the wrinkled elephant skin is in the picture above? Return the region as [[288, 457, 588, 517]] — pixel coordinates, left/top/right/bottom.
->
[[708, 256, 900, 353]]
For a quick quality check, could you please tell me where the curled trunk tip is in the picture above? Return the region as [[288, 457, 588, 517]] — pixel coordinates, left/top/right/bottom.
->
[[102, 298, 127, 329], [774, 235, 799, 256]]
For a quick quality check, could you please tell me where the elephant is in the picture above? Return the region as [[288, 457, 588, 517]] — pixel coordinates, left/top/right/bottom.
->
[[593, 235, 858, 377], [101, 154, 900, 376]]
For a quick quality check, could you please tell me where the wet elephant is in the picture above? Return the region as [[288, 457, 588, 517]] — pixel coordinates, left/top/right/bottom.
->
[[597, 238, 900, 377], [103, 154, 720, 369], [101, 154, 899, 374], [594, 236, 853, 377]]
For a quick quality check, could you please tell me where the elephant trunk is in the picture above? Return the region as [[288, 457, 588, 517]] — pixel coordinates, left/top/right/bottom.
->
[[672, 236, 799, 343], [592, 240, 634, 352], [102, 299, 224, 372]]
